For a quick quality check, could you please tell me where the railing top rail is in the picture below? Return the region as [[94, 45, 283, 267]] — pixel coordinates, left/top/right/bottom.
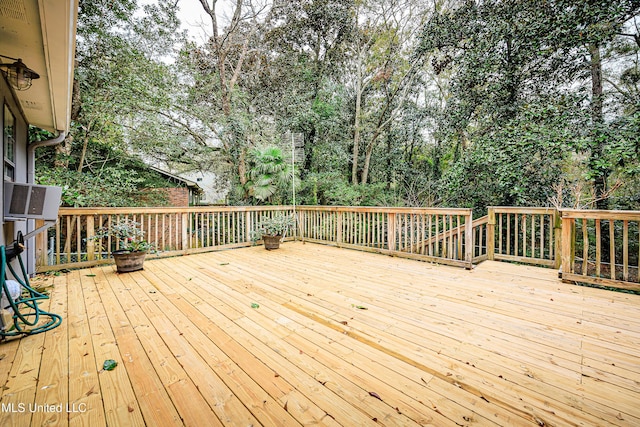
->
[[560, 209, 640, 220], [58, 206, 295, 215], [58, 206, 474, 216], [473, 215, 489, 226], [296, 206, 473, 215], [489, 207, 558, 214]]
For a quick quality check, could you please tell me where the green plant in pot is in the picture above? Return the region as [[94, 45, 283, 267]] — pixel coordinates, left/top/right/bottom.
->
[[251, 213, 295, 250], [91, 218, 156, 272]]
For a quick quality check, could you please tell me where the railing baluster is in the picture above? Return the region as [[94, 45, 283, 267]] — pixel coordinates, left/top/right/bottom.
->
[[506, 214, 511, 256], [595, 219, 601, 277], [448, 215, 454, 258], [522, 214, 527, 258], [56, 219, 61, 265], [435, 214, 440, 257], [540, 214, 545, 260], [623, 220, 629, 282], [531, 215, 535, 259], [514, 214, 520, 257], [582, 218, 589, 276], [458, 215, 463, 260], [609, 220, 616, 280], [498, 212, 502, 256]]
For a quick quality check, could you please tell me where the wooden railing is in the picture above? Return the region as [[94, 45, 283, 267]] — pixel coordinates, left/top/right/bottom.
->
[[37, 206, 294, 271], [35, 205, 640, 291], [404, 214, 489, 263], [297, 206, 474, 269], [487, 207, 561, 268], [471, 215, 489, 263], [560, 209, 640, 290], [37, 206, 474, 271]]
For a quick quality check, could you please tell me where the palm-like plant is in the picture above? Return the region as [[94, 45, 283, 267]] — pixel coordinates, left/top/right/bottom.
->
[[246, 146, 294, 202]]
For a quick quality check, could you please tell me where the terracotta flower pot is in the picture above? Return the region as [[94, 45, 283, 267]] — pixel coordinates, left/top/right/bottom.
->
[[112, 250, 147, 273]]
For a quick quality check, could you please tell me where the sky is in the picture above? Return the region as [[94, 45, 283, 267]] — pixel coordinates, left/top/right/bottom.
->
[[177, 0, 210, 42], [177, 0, 237, 43]]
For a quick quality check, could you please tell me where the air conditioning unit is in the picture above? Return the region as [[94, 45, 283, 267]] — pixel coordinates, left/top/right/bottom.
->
[[4, 183, 62, 221]]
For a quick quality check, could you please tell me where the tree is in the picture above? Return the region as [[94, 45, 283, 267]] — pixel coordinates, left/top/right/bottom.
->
[[190, 0, 270, 192], [416, 0, 640, 209], [264, 0, 355, 178], [244, 146, 295, 203], [347, 0, 426, 185], [551, 0, 640, 208]]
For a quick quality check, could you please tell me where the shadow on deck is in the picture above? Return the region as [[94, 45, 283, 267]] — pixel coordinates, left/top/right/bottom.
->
[[2, 242, 640, 426]]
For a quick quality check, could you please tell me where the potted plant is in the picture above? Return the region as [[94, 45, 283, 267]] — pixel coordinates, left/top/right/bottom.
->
[[91, 218, 156, 272], [251, 213, 295, 250]]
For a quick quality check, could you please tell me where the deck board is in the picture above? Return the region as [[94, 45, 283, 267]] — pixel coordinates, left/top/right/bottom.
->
[[31, 273, 69, 427], [2, 242, 640, 426]]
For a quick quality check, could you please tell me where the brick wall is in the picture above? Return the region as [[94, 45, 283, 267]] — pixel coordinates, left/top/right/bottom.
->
[[139, 187, 190, 207], [164, 187, 189, 207]]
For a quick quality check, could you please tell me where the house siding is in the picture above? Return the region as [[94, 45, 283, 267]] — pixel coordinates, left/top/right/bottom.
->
[[1, 75, 32, 274]]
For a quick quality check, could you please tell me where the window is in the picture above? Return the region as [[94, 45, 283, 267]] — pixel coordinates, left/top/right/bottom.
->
[[3, 104, 15, 181]]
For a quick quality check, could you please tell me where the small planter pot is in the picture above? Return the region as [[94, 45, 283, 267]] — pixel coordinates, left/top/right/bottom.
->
[[262, 235, 282, 250], [112, 250, 147, 273]]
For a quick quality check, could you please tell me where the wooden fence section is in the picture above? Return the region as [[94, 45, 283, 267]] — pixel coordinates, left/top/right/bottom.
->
[[471, 215, 489, 263], [487, 207, 561, 268], [38, 206, 474, 271], [296, 206, 474, 269], [38, 206, 294, 271], [560, 209, 640, 290]]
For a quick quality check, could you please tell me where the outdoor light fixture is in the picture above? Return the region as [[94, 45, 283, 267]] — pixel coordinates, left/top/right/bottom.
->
[[0, 55, 40, 91]]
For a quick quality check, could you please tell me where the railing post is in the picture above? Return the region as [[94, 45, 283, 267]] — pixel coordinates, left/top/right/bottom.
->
[[487, 207, 495, 261], [387, 212, 396, 251], [298, 209, 306, 243], [560, 212, 574, 281], [86, 216, 95, 261], [465, 211, 473, 269], [245, 211, 252, 243], [181, 212, 189, 251], [553, 209, 562, 269], [336, 210, 343, 246], [34, 219, 46, 267]]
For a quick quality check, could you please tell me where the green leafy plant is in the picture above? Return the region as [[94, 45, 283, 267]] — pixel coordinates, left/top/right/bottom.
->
[[245, 146, 295, 203], [91, 219, 156, 253], [251, 213, 295, 241]]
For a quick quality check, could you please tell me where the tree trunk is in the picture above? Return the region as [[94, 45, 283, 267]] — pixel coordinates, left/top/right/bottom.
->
[[55, 78, 79, 169], [77, 134, 90, 173], [360, 99, 392, 185], [360, 126, 383, 185], [351, 55, 364, 185], [386, 128, 393, 190], [238, 147, 247, 187], [199, 0, 254, 201], [589, 42, 608, 211], [54, 134, 73, 169]]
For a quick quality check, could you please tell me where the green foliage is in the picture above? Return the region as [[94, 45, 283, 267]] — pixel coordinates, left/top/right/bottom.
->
[[244, 146, 296, 204], [36, 142, 172, 207], [251, 213, 295, 241], [439, 101, 578, 214], [91, 219, 156, 253], [37, 166, 169, 207], [298, 172, 400, 206], [415, 0, 640, 211]]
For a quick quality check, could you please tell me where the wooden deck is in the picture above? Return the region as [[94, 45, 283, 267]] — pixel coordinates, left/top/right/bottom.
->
[[2, 242, 640, 426]]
